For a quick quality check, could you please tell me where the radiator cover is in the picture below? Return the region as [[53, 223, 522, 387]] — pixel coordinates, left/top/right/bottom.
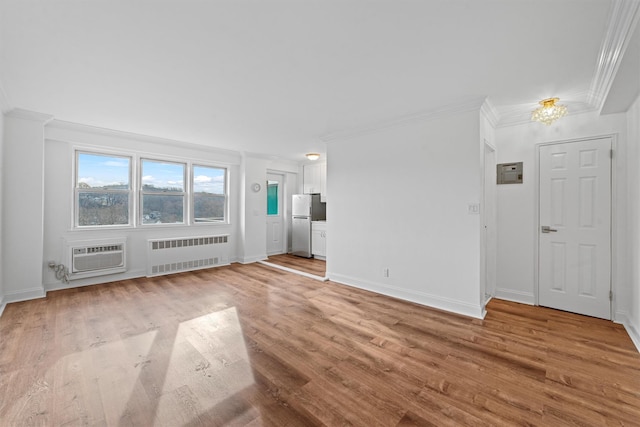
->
[[146, 235, 230, 277]]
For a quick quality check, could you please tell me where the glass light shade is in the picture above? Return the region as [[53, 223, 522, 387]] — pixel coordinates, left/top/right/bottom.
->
[[305, 153, 320, 161], [531, 98, 568, 126]]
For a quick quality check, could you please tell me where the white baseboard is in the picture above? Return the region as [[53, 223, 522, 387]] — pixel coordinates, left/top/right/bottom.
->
[[494, 287, 535, 305], [258, 260, 327, 281], [2, 287, 46, 304], [44, 268, 147, 292], [615, 311, 640, 353], [0, 296, 5, 318], [238, 255, 268, 264], [328, 272, 485, 319]]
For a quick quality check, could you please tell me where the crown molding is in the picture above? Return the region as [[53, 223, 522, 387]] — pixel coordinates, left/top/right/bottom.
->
[[480, 98, 500, 128], [494, 96, 596, 128], [587, 0, 640, 111], [5, 108, 54, 124], [47, 118, 244, 160], [488, 0, 639, 128], [320, 97, 486, 143]]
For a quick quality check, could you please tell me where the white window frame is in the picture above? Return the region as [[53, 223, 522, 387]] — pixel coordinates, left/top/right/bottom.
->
[[191, 164, 229, 224], [74, 151, 133, 228], [139, 158, 187, 226]]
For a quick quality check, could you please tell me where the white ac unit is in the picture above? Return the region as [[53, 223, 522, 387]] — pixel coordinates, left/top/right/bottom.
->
[[66, 238, 127, 279]]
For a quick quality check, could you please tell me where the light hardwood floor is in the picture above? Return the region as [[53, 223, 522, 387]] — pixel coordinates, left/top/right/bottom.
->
[[1, 263, 639, 426], [266, 254, 326, 277]]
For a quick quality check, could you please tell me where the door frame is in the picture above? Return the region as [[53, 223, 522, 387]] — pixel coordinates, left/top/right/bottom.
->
[[481, 140, 497, 306], [534, 134, 618, 320], [266, 170, 289, 255]]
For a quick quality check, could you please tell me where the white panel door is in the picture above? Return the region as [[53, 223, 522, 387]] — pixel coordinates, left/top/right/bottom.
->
[[266, 173, 286, 255], [538, 137, 611, 319]]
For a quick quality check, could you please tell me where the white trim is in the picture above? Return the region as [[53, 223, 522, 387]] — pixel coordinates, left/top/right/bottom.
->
[[44, 268, 147, 291], [6, 108, 54, 123], [47, 119, 243, 161], [495, 99, 596, 128], [258, 261, 327, 282], [320, 97, 486, 143], [0, 297, 5, 318], [588, 0, 640, 112], [534, 135, 617, 319], [480, 98, 500, 128], [2, 287, 46, 304], [615, 312, 640, 353], [238, 255, 268, 264], [328, 272, 486, 319], [483, 0, 639, 127], [494, 288, 535, 305]]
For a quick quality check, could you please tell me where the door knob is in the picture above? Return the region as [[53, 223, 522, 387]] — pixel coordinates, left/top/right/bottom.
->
[[541, 225, 558, 233]]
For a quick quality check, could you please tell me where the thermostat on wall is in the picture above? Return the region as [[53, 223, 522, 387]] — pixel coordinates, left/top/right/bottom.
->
[[497, 162, 523, 184]]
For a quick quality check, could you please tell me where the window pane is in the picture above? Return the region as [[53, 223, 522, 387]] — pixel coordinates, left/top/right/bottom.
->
[[142, 160, 185, 192], [193, 165, 225, 194], [78, 191, 129, 226], [77, 153, 130, 189], [194, 194, 225, 222], [142, 194, 184, 224], [193, 165, 226, 223], [267, 181, 278, 215]]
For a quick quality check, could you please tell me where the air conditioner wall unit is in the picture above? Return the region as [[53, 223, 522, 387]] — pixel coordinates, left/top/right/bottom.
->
[[65, 238, 127, 280]]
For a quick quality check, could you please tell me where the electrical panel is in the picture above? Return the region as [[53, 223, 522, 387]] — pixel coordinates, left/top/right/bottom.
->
[[497, 162, 523, 184]]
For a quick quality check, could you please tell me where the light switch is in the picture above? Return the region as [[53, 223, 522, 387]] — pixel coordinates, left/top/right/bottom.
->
[[468, 203, 480, 214]]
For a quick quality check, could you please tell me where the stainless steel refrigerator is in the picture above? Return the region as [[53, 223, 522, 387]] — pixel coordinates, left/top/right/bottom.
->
[[291, 194, 326, 257]]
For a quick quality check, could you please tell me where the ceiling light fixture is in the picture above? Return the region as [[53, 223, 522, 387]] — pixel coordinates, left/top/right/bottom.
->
[[531, 97, 568, 126], [305, 153, 320, 161]]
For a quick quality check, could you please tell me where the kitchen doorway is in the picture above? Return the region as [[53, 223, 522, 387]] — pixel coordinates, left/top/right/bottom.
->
[[266, 172, 286, 256]]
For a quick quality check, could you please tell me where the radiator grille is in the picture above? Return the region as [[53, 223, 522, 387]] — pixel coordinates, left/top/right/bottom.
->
[[147, 235, 230, 277]]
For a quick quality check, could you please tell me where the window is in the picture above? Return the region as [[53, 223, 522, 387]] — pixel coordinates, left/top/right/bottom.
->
[[76, 152, 131, 226], [141, 159, 186, 224], [192, 165, 227, 223], [267, 180, 278, 215]]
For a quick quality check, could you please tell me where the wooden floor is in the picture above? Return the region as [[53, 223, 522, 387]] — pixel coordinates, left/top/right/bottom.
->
[[266, 253, 326, 277], [1, 263, 639, 426]]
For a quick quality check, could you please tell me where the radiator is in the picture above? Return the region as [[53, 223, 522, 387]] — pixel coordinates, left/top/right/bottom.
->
[[65, 238, 127, 280], [146, 235, 230, 277]]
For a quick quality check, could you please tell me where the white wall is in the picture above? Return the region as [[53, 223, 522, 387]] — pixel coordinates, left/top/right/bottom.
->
[[2, 110, 51, 302], [42, 121, 242, 290], [239, 155, 299, 262], [494, 111, 629, 318], [626, 95, 640, 350], [0, 109, 5, 312], [326, 109, 485, 318]]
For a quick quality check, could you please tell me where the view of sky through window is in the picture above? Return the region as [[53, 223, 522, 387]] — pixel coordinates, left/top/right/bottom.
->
[[142, 160, 185, 191], [193, 166, 225, 194], [77, 153, 130, 188]]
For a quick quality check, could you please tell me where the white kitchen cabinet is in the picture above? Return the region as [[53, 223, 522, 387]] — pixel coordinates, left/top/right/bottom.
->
[[303, 161, 327, 202], [311, 221, 327, 259]]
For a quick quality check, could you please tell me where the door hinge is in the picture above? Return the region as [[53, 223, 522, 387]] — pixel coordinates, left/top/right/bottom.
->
[[609, 290, 613, 301], [610, 149, 614, 159]]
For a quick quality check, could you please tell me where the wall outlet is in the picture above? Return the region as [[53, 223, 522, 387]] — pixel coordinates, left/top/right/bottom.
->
[[383, 268, 390, 278]]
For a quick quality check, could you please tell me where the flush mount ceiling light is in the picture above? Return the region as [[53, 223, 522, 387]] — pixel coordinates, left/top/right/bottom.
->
[[531, 97, 568, 126], [305, 153, 320, 161]]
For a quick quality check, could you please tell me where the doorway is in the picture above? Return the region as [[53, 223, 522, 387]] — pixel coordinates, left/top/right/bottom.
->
[[266, 172, 286, 256], [537, 137, 612, 319]]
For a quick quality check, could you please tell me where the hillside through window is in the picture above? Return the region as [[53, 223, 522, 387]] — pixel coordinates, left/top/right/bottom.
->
[[76, 152, 131, 226], [193, 165, 227, 223]]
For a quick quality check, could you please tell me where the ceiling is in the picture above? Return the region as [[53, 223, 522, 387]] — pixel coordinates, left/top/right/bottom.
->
[[1, 0, 638, 161]]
